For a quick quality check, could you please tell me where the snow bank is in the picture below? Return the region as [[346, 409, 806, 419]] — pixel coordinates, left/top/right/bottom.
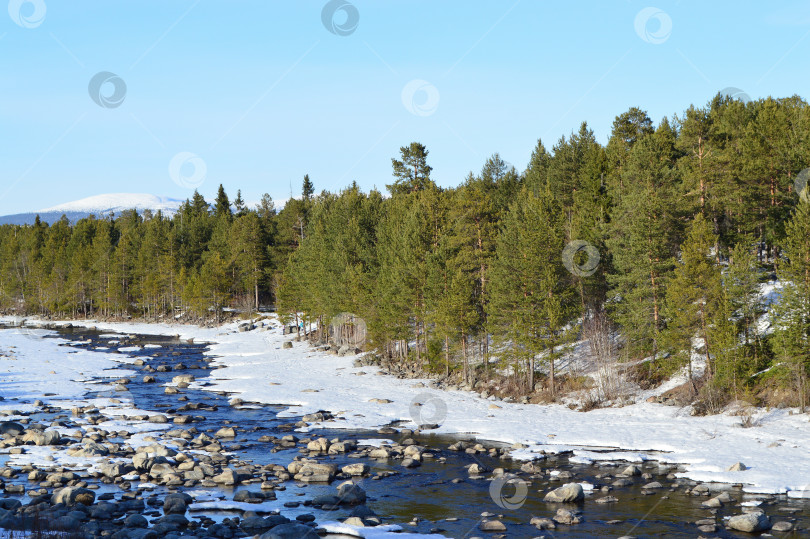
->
[[4, 315, 810, 497]]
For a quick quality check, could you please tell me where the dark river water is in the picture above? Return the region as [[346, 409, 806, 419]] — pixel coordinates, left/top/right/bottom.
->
[[2, 324, 808, 538]]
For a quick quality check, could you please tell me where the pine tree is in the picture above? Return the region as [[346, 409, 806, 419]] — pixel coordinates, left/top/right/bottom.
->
[[774, 198, 810, 410], [388, 142, 434, 195], [488, 187, 576, 396], [607, 124, 680, 361], [664, 213, 725, 385]]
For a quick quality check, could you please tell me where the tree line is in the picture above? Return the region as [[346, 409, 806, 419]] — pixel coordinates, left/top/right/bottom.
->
[[2, 94, 809, 410]]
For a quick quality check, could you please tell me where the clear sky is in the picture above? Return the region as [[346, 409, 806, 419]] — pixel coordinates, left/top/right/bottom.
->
[[1, 0, 809, 215]]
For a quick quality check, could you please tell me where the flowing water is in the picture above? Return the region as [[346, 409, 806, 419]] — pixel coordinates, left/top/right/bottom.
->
[[2, 325, 808, 538]]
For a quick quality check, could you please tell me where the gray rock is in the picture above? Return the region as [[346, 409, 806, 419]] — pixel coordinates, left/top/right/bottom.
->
[[112, 529, 158, 539], [336, 481, 367, 505], [233, 490, 264, 503], [771, 521, 794, 532], [163, 492, 191, 514], [530, 516, 556, 529], [124, 514, 149, 528], [0, 421, 25, 436], [553, 507, 582, 525], [259, 522, 320, 539], [22, 429, 60, 446], [341, 463, 368, 476], [727, 461, 747, 471], [213, 468, 241, 485], [544, 483, 584, 503], [51, 486, 96, 506], [51, 515, 82, 532], [480, 520, 507, 532], [240, 516, 276, 534], [727, 512, 771, 533]]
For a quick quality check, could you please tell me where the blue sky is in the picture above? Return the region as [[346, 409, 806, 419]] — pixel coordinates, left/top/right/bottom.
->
[[1, 0, 810, 215]]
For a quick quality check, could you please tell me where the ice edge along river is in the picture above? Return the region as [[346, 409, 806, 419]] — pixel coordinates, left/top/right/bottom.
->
[[2, 315, 810, 501]]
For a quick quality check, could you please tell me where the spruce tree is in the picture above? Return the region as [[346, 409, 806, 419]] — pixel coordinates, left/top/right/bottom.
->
[[302, 174, 314, 200], [214, 184, 231, 219]]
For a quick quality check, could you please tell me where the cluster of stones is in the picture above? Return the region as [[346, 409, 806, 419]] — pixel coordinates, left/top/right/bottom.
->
[[453, 457, 802, 537], [0, 401, 401, 538]]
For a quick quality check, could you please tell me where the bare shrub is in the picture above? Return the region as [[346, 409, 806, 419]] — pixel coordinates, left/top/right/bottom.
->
[[583, 311, 626, 402]]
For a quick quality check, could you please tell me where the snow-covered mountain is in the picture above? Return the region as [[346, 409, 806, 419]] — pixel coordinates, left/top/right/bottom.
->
[[37, 193, 183, 215], [0, 193, 184, 225]]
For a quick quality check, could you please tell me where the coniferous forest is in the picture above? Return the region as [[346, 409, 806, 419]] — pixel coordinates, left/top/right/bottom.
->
[[3, 95, 810, 411]]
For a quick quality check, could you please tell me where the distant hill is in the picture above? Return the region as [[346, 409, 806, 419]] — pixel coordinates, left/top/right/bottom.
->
[[0, 194, 184, 225]]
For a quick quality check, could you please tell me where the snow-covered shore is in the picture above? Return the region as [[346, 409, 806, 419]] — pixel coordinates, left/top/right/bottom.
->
[[2, 315, 809, 499]]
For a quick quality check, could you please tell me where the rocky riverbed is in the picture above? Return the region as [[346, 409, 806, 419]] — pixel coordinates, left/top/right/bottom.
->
[[0, 325, 808, 538]]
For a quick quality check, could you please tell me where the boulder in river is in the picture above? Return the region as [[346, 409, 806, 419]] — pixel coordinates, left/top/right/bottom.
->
[[727, 512, 771, 533], [258, 522, 320, 538], [544, 483, 584, 503], [336, 481, 367, 505], [52, 486, 96, 506]]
